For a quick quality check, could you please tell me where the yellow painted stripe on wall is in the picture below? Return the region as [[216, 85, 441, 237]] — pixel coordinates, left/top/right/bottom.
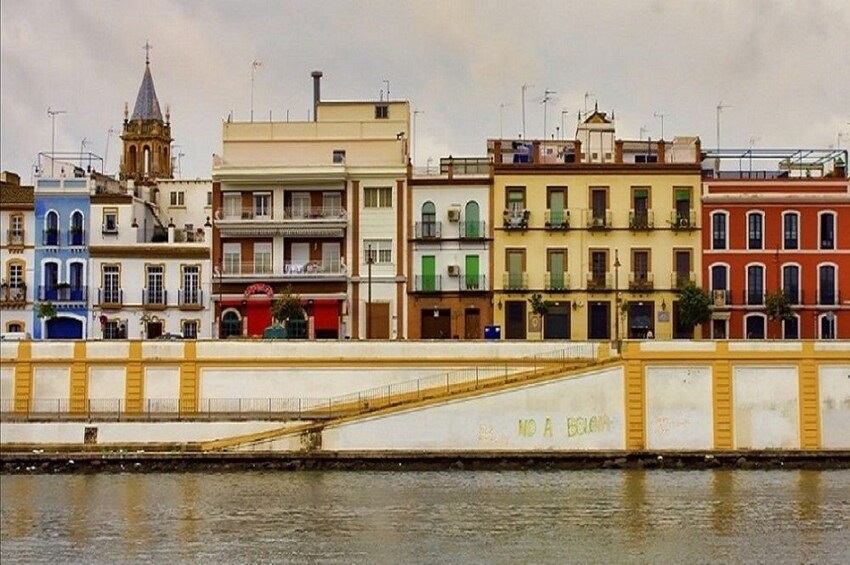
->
[[712, 359, 733, 450], [798, 359, 820, 450], [179, 341, 198, 414], [69, 342, 88, 413], [625, 359, 645, 450], [125, 341, 143, 413], [13, 342, 32, 413]]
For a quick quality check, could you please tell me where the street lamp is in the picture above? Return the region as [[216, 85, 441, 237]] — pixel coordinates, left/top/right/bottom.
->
[[614, 249, 621, 348]]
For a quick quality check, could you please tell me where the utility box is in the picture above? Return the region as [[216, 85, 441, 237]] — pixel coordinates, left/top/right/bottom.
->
[[484, 325, 501, 340]]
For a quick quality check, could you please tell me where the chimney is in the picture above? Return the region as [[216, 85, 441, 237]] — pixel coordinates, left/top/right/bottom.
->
[[311, 70, 323, 122]]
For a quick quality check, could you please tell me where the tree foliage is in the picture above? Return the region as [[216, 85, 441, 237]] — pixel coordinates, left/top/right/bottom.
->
[[677, 283, 712, 328], [764, 290, 793, 321], [528, 293, 550, 316], [272, 286, 305, 323], [36, 301, 57, 320]]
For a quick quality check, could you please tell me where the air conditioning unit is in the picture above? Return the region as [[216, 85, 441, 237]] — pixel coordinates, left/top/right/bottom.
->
[[447, 208, 460, 222], [713, 290, 727, 306], [447, 265, 460, 277]]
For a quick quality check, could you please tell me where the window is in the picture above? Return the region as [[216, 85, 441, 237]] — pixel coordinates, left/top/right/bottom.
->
[[364, 187, 392, 208], [375, 105, 389, 119], [590, 187, 608, 224], [745, 315, 766, 339], [674, 250, 692, 288], [747, 212, 763, 249], [782, 265, 800, 305], [102, 264, 121, 304], [6, 322, 23, 333], [170, 191, 185, 206], [207, 191, 213, 207], [630, 187, 650, 229], [253, 243, 272, 274], [818, 264, 836, 305], [323, 192, 342, 216], [9, 214, 24, 245], [421, 201, 437, 238], [547, 186, 567, 227], [783, 212, 799, 250], [463, 201, 481, 238], [819, 313, 837, 339], [145, 265, 165, 304], [182, 265, 200, 305], [506, 249, 526, 290], [674, 188, 692, 226], [364, 239, 392, 264], [547, 249, 567, 290], [103, 319, 126, 340], [333, 150, 346, 164], [254, 193, 271, 218], [820, 212, 835, 249], [783, 316, 799, 340], [69, 211, 84, 245], [291, 192, 311, 217], [103, 209, 118, 234], [182, 320, 199, 339], [44, 210, 59, 245], [222, 193, 241, 219], [590, 250, 608, 288], [223, 243, 241, 275], [506, 187, 526, 213], [746, 264, 765, 305], [632, 250, 650, 286], [711, 212, 727, 249], [221, 310, 241, 338], [710, 264, 728, 291]]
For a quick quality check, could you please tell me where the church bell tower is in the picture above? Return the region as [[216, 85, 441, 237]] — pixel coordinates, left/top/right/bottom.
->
[[120, 42, 173, 184]]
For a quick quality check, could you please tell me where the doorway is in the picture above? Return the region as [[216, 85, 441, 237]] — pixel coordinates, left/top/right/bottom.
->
[[464, 308, 481, 339], [421, 309, 451, 339], [367, 302, 390, 339], [544, 303, 570, 339], [505, 301, 527, 339], [588, 302, 610, 340]]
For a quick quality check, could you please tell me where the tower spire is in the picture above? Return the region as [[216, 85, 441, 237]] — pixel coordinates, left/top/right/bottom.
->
[[144, 39, 152, 65]]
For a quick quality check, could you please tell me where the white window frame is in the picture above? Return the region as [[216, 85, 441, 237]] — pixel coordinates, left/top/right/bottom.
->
[[781, 314, 800, 340], [781, 262, 801, 304], [223, 243, 241, 275], [743, 313, 767, 340], [170, 191, 185, 207], [253, 192, 271, 219], [744, 262, 765, 305], [223, 193, 241, 219], [781, 210, 799, 250], [364, 239, 392, 265], [818, 312, 837, 340], [711, 211, 729, 250], [818, 210, 837, 250], [709, 262, 730, 292], [364, 187, 392, 208], [746, 211, 765, 250], [253, 242, 273, 274], [817, 262, 838, 305]]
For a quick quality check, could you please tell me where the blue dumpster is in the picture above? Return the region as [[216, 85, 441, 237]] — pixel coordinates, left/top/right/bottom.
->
[[484, 325, 501, 340]]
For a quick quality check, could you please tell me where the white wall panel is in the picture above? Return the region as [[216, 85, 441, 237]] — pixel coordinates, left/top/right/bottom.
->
[[646, 366, 713, 450], [733, 366, 799, 449], [819, 365, 850, 449]]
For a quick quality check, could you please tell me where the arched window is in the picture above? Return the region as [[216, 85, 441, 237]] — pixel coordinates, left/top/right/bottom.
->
[[421, 201, 436, 238], [782, 264, 800, 305], [818, 312, 837, 339], [128, 146, 138, 173], [710, 264, 729, 305], [221, 310, 242, 338], [143, 145, 151, 175], [747, 211, 764, 250], [464, 201, 481, 238], [818, 264, 837, 305], [744, 314, 766, 339], [746, 264, 764, 305], [70, 210, 84, 246], [711, 211, 728, 249], [44, 210, 59, 246]]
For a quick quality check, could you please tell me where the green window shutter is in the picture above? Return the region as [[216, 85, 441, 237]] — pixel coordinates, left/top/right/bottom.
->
[[634, 189, 648, 199], [422, 256, 436, 292], [465, 255, 479, 288], [675, 189, 690, 201]]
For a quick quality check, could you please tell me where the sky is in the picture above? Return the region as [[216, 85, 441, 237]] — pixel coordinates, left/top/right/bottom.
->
[[1, 0, 848, 182]]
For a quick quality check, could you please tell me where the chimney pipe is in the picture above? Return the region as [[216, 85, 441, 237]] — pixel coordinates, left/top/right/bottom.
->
[[311, 70, 322, 122]]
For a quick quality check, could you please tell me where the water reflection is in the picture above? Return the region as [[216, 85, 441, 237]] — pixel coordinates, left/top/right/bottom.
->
[[1, 470, 849, 564]]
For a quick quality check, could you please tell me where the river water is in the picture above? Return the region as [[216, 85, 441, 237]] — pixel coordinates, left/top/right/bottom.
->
[[1, 469, 849, 564]]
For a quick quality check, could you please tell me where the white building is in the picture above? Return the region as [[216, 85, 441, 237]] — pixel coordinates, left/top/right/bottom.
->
[[0, 171, 35, 335]]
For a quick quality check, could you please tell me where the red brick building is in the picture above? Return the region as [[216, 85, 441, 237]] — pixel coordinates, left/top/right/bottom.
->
[[701, 151, 848, 339]]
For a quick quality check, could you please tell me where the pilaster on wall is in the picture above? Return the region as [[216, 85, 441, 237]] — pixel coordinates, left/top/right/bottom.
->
[[625, 359, 645, 450], [799, 345, 821, 449], [13, 342, 32, 413], [125, 341, 143, 413], [179, 341, 198, 414], [712, 343, 733, 449], [70, 342, 87, 413]]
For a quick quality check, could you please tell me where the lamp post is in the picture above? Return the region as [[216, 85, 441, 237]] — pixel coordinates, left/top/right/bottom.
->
[[366, 244, 374, 339], [614, 248, 621, 348], [250, 59, 262, 122]]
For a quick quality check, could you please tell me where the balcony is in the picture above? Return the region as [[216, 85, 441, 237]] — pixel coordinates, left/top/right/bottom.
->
[[503, 209, 529, 230], [544, 209, 570, 230], [38, 285, 87, 303], [545, 271, 571, 291], [586, 272, 613, 291], [42, 229, 60, 246], [459, 221, 486, 240], [97, 288, 124, 309], [413, 275, 442, 293], [818, 288, 840, 306], [460, 275, 486, 291], [670, 271, 696, 289], [629, 210, 654, 230], [414, 221, 442, 239], [629, 272, 655, 290], [0, 283, 26, 306], [217, 206, 348, 237], [670, 210, 698, 230], [67, 229, 85, 246], [586, 210, 613, 230], [6, 229, 25, 247], [178, 289, 204, 310], [503, 272, 528, 291], [142, 289, 168, 310], [221, 260, 347, 280]]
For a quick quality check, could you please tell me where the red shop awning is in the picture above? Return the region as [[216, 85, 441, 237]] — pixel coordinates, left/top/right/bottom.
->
[[313, 300, 340, 331]]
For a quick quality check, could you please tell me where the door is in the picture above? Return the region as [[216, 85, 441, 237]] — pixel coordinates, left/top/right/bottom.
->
[[464, 308, 481, 339], [421, 309, 451, 339], [45, 317, 83, 339], [465, 255, 480, 290], [290, 243, 310, 272], [675, 250, 691, 287], [367, 302, 390, 339], [628, 302, 654, 339], [322, 242, 341, 273], [507, 250, 524, 289], [464, 201, 480, 238], [421, 255, 436, 292], [69, 263, 84, 301], [543, 303, 570, 339], [291, 192, 311, 218], [146, 321, 163, 339], [588, 302, 610, 340], [505, 301, 526, 339], [591, 189, 606, 221]]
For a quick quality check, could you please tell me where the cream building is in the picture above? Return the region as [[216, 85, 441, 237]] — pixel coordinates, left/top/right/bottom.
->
[[490, 108, 703, 341], [0, 172, 35, 335], [212, 72, 410, 339]]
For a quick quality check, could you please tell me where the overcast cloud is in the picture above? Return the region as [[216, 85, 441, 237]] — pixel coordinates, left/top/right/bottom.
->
[[1, 0, 848, 181]]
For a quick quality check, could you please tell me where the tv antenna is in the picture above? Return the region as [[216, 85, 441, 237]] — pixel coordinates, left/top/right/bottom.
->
[[47, 107, 67, 176], [541, 90, 557, 141], [653, 111, 668, 140]]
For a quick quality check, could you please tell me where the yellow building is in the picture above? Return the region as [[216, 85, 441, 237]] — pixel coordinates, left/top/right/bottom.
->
[[490, 109, 703, 340]]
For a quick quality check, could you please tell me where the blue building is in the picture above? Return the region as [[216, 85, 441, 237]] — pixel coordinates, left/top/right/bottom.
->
[[32, 158, 98, 339]]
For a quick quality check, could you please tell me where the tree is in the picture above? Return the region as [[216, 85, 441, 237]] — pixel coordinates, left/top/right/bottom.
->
[[677, 283, 712, 328], [528, 293, 550, 316], [271, 286, 305, 324], [764, 290, 793, 322], [36, 301, 57, 320]]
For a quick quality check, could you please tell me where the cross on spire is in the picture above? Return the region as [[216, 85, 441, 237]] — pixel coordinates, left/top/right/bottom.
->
[[143, 40, 152, 64]]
